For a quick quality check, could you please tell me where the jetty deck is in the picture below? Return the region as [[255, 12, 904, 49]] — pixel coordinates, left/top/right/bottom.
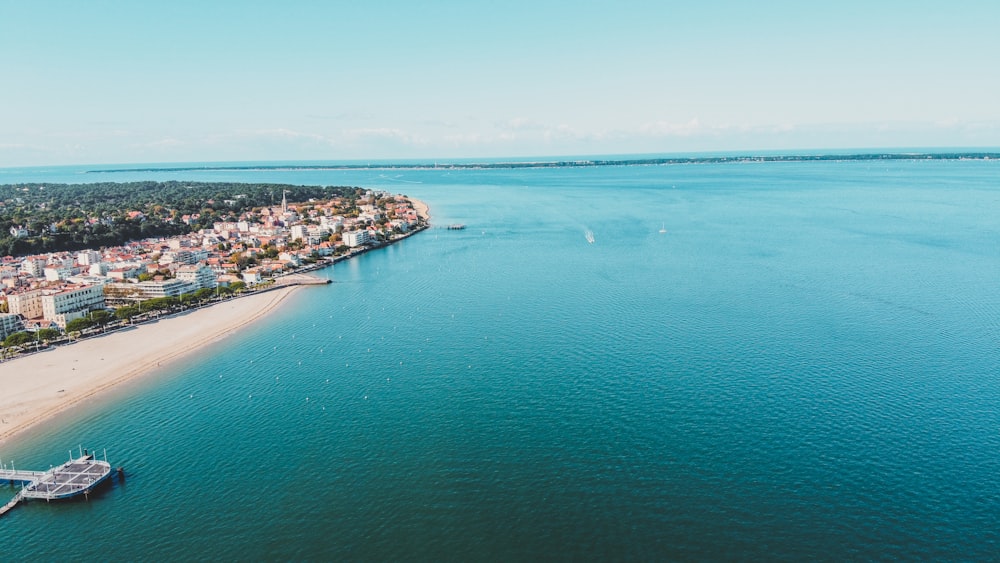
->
[[0, 452, 112, 517]]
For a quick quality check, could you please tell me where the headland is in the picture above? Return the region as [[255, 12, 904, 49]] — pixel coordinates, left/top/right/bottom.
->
[[0, 197, 431, 447]]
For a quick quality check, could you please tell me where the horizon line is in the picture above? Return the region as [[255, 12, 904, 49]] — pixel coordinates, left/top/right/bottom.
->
[[82, 150, 1000, 174]]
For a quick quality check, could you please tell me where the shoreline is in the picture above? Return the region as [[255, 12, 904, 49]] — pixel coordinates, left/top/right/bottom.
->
[[0, 285, 300, 447], [410, 197, 431, 222], [0, 196, 432, 449]]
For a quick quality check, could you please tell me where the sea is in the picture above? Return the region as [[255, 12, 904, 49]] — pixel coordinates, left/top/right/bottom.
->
[[1, 156, 998, 560]]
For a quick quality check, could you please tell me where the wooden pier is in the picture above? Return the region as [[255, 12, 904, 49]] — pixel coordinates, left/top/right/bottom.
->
[[0, 449, 112, 517]]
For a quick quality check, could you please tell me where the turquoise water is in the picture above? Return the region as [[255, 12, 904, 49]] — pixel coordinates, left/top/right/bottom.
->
[[2, 159, 999, 559]]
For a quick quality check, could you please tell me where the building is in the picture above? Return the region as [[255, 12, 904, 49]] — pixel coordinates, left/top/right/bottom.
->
[[175, 264, 217, 290], [107, 265, 146, 281], [241, 269, 263, 285], [278, 252, 301, 267], [6, 288, 43, 319], [20, 258, 46, 278], [40, 284, 106, 328], [76, 250, 101, 266], [320, 215, 343, 231], [343, 230, 370, 247], [130, 279, 197, 299], [0, 313, 25, 340], [161, 249, 196, 265], [44, 265, 75, 282], [290, 224, 309, 242]]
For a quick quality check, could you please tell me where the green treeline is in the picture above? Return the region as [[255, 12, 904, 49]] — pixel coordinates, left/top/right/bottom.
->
[[0, 181, 358, 257]]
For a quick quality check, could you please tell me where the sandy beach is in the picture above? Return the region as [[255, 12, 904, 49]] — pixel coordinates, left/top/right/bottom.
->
[[0, 286, 299, 446], [411, 198, 431, 221], [0, 196, 429, 448]]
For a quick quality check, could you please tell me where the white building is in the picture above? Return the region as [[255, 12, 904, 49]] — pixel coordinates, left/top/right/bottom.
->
[[41, 284, 106, 328], [241, 269, 263, 285], [44, 265, 75, 282], [107, 265, 146, 281], [20, 258, 46, 278], [76, 250, 102, 266], [290, 224, 309, 242], [343, 230, 370, 247], [278, 252, 301, 267], [160, 250, 196, 265], [131, 279, 197, 299], [175, 264, 217, 290], [320, 215, 344, 231]]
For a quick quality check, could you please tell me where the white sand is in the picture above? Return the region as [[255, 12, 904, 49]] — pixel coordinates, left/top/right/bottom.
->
[[410, 198, 431, 221], [0, 286, 299, 446]]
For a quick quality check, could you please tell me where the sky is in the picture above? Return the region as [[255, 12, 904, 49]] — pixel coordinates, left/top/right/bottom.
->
[[2, 0, 999, 166]]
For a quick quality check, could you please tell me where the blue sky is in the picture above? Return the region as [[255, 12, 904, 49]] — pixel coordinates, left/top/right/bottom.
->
[[2, 0, 999, 166]]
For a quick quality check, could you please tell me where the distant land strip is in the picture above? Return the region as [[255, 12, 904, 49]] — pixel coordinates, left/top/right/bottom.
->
[[88, 152, 1000, 173]]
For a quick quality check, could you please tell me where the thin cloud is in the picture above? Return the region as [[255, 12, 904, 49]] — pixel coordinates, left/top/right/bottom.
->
[[637, 118, 705, 137], [130, 138, 185, 149], [306, 111, 377, 121], [342, 127, 428, 146], [500, 117, 547, 131]]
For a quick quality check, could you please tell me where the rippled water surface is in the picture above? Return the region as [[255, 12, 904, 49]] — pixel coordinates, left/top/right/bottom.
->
[[2, 160, 999, 559]]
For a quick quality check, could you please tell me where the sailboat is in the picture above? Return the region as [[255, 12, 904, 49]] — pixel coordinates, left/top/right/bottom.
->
[[659, 222, 667, 234]]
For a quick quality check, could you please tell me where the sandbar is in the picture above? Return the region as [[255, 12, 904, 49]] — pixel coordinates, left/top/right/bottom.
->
[[0, 286, 299, 446]]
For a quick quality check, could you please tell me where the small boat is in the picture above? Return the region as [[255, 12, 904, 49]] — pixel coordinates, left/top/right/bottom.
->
[[659, 222, 667, 234], [585, 230, 595, 244]]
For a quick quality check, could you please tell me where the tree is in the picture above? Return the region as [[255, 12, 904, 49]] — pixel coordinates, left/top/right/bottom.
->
[[65, 317, 94, 333], [115, 305, 139, 322], [3, 331, 31, 348], [36, 328, 62, 342], [143, 296, 178, 312], [89, 309, 113, 326]]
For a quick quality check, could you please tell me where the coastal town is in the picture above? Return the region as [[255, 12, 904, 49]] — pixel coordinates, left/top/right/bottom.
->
[[0, 189, 427, 354]]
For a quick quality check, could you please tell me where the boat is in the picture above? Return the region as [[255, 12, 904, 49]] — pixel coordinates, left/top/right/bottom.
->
[[585, 230, 595, 243], [659, 222, 667, 233]]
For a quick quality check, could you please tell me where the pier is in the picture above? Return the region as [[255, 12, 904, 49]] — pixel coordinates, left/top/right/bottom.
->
[[0, 449, 112, 517]]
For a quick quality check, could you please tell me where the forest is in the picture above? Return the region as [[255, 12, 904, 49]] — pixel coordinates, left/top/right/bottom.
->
[[0, 181, 358, 257]]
